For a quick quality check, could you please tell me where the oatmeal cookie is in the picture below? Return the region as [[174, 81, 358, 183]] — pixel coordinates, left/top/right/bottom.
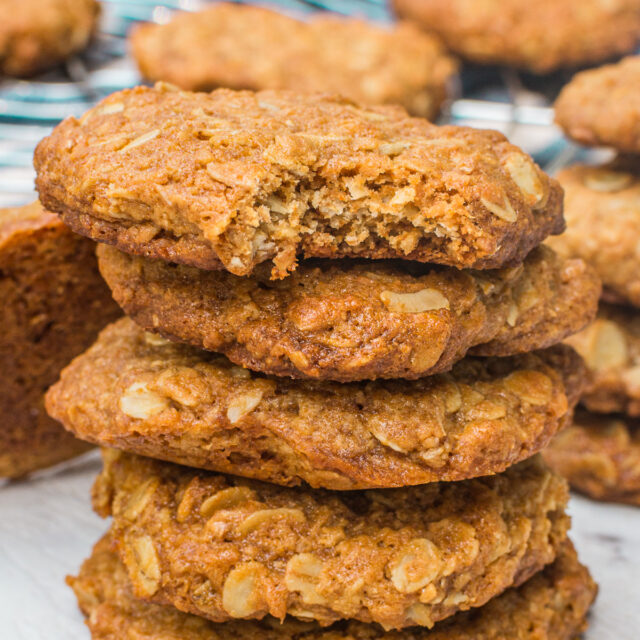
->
[[0, 0, 99, 77], [34, 86, 564, 278], [566, 304, 640, 417], [69, 535, 595, 640], [46, 318, 584, 490], [93, 450, 569, 630], [547, 161, 640, 307], [392, 0, 640, 73], [555, 56, 640, 152], [544, 411, 640, 505], [96, 244, 598, 381], [131, 4, 456, 120], [0, 202, 121, 478]]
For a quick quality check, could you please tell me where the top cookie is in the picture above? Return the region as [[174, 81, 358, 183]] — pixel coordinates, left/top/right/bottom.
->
[[34, 86, 564, 278], [0, 0, 99, 77], [131, 3, 457, 120], [393, 0, 640, 73], [555, 56, 640, 152]]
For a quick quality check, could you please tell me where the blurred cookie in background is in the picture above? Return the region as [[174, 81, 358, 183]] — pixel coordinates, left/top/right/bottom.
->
[[0, 0, 100, 77], [392, 0, 640, 73], [130, 2, 457, 119]]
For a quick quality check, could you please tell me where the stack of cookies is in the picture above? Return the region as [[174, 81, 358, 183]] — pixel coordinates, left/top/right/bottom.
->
[[544, 56, 640, 505], [36, 85, 599, 638]]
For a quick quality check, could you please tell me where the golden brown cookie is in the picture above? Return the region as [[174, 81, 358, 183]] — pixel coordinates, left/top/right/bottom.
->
[[544, 411, 640, 505], [555, 56, 640, 152], [46, 318, 584, 490], [131, 4, 457, 120], [393, 0, 640, 73], [0, 0, 99, 77], [547, 161, 640, 307], [93, 450, 570, 630], [565, 304, 640, 417], [69, 535, 596, 640], [96, 244, 598, 382], [34, 86, 564, 278], [0, 202, 121, 478]]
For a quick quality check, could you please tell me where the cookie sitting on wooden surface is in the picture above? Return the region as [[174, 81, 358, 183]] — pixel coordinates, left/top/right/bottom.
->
[[34, 86, 564, 278], [131, 3, 457, 120]]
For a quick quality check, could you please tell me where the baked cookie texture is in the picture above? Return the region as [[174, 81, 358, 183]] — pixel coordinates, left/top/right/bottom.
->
[[93, 450, 570, 630], [565, 304, 640, 417], [547, 162, 640, 307], [555, 56, 640, 152], [544, 411, 640, 506], [96, 244, 598, 382], [69, 535, 596, 640], [0, 202, 121, 478], [34, 85, 565, 278], [0, 0, 99, 77], [130, 4, 457, 121], [392, 0, 640, 73], [46, 318, 584, 490]]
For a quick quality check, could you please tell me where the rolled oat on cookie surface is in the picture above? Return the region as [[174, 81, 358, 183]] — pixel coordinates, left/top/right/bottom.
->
[[46, 318, 584, 490], [69, 534, 596, 640], [96, 244, 599, 381], [34, 85, 564, 278], [92, 450, 570, 630]]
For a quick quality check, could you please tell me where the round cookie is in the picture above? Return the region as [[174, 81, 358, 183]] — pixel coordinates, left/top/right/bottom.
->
[[34, 86, 564, 278], [555, 56, 640, 152], [46, 318, 584, 490], [392, 0, 640, 73], [96, 244, 599, 382], [547, 161, 640, 307], [0, 202, 121, 478], [544, 411, 640, 505], [93, 450, 570, 630], [565, 304, 640, 417], [131, 4, 457, 120], [0, 0, 99, 77], [70, 535, 596, 640]]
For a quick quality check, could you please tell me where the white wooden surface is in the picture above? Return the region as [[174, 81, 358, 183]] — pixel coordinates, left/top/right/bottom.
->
[[0, 452, 638, 638]]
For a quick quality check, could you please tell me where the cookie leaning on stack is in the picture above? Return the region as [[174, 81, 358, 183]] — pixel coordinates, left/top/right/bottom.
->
[[37, 86, 598, 637], [546, 57, 640, 505], [0, 202, 121, 478]]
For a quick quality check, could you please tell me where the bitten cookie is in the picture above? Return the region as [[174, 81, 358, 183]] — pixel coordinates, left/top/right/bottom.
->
[[46, 318, 584, 490], [0, 0, 99, 77], [69, 535, 596, 640], [93, 450, 570, 630], [34, 86, 564, 278], [131, 3, 457, 120], [0, 202, 121, 478], [555, 56, 640, 152], [96, 245, 598, 381], [544, 411, 640, 505], [393, 0, 640, 73], [547, 161, 640, 307], [566, 304, 640, 417]]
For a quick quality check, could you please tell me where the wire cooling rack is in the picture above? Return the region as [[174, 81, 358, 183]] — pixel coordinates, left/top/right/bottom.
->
[[0, 0, 618, 206]]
